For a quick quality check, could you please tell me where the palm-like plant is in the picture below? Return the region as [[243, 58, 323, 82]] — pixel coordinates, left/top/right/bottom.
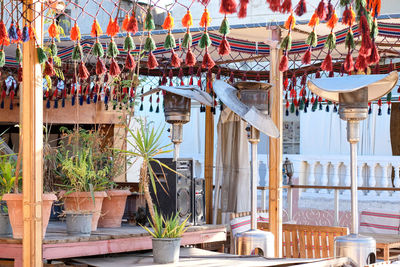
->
[[142, 208, 189, 238], [123, 119, 174, 226]]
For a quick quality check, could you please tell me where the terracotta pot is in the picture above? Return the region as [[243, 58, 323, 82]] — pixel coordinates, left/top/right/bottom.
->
[[63, 191, 107, 231], [98, 189, 131, 228], [2, 193, 57, 238]]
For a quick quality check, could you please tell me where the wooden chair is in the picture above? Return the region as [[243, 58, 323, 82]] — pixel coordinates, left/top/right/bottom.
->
[[259, 223, 349, 259]]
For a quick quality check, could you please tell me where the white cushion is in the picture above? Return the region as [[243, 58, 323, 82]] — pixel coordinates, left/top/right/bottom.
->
[[360, 210, 400, 235], [230, 212, 269, 237]]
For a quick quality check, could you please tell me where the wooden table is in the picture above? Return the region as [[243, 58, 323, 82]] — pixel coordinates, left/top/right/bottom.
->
[[0, 222, 227, 267], [362, 233, 400, 261]]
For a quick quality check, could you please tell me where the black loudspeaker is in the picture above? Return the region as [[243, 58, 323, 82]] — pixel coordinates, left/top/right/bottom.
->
[[193, 178, 206, 225], [150, 158, 194, 223]]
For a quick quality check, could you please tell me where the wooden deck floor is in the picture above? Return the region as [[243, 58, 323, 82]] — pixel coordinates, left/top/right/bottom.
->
[[0, 221, 227, 266]]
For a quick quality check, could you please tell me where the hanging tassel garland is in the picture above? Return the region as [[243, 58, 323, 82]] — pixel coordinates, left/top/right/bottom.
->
[[122, 15, 130, 31], [321, 53, 333, 71], [124, 35, 135, 51], [78, 62, 90, 80], [162, 12, 174, 30], [90, 19, 102, 37], [147, 51, 159, 69], [355, 54, 367, 71], [72, 43, 83, 61], [182, 32, 192, 48], [127, 13, 139, 34], [199, 32, 211, 49], [280, 0, 292, 14], [96, 58, 107, 75], [238, 0, 249, 18], [164, 33, 176, 49], [342, 6, 355, 26], [144, 9, 155, 31], [302, 48, 312, 64], [316, 0, 327, 20], [279, 54, 289, 72], [295, 0, 307, 16], [182, 10, 193, 28], [37, 47, 47, 64], [185, 49, 196, 67], [109, 58, 121, 76], [306, 31, 318, 47], [219, 0, 237, 14], [107, 39, 119, 58], [125, 52, 136, 70], [171, 52, 181, 68], [22, 24, 29, 42], [218, 37, 231, 56], [144, 36, 156, 52], [200, 9, 211, 28], [344, 52, 354, 72], [368, 42, 380, 65], [92, 41, 104, 57], [202, 51, 215, 69]]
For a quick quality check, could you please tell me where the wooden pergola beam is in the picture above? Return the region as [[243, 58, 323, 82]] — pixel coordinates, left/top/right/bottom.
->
[[22, 0, 43, 266]]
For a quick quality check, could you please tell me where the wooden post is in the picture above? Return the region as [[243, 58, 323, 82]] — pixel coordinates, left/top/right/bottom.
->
[[22, 0, 43, 266], [267, 27, 283, 257], [204, 73, 214, 224]]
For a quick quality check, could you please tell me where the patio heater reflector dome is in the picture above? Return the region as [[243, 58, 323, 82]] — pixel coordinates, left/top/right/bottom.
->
[[213, 80, 277, 257], [142, 85, 213, 161], [307, 71, 398, 266]]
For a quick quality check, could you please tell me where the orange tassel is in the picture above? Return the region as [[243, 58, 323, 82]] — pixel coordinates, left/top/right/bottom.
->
[[29, 26, 36, 40], [371, 0, 381, 17], [308, 12, 319, 27], [106, 17, 119, 37], [182, 10, 193, 28], [342, 6, 355, 26], [91, 19, 102, 37], [122, 15, 130, 31], [327, 11, 338, 30], [162, 12, 174, 30], [48, 22, 59, 38], [200, 9, 211, 28], [284, 13, 296, 30], [70, 23, 81, 41], [127, 13, 138, 34], [147, 51, 159, 69]]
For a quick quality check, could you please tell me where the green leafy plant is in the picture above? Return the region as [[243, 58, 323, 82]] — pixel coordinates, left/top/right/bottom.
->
[[142, 208, 189, 238], [0, 156, 22, 213], [121, 119, 177, 225]]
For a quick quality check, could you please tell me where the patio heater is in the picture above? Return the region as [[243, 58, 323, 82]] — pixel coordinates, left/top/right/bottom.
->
[[213, 80, 279, 257], [308, 71, 398, 266], [143, 86, 213, 161]]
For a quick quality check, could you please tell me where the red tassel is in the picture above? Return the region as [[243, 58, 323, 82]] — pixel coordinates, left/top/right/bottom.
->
[[44, 59, 56, 77], [280, 0, 292, 14], [342, 6, 355, 26], [267, 0, 281, 12], [238, 0, 249, 18], [202, 52, 215, 69], [367, 43, 380, 65], [295, 0, 307, 16], [302, 49, 312, 65], [185, 49, 196, 67], [171, 51, 182, 68], [125, 53, 136, 70], [301, 73, 307, 85], [279, 55, 289, 72], [321, 53, 333, 72], [316, 0, 326, 20], [359, 15, 372, 57], [127, 13, 138, 34], [326, 0, 334, 20], [147, 51, 159, 70], [218, 37, 231, 56], [219, 0, 237, 14], [109, 58, 121, 76], [17, 66, 22, 82], [78, 62, 90, 80], [344, 53, 354, 73], [0, 22, 7, 43], [229, 71, 234, 83], [96, 58, 107, 75], [355, 54, 367, 71]]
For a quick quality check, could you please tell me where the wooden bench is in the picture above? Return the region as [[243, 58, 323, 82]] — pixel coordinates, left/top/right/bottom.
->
[[259, 223, 349, 259]]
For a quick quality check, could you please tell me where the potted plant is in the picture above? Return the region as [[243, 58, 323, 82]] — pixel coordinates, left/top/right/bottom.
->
[[142, 208, 189, 264], [0, 156, 16, 236], [2, 153, 57, 238]]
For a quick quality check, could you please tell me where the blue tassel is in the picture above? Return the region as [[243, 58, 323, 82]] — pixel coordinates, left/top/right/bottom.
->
[[0, 100, 3, 109], [388, 107, 391, 115], [46, 99, 50, 109], [54, 99, 58, 109], [139, 103, 143, 111], [296, 109, 299, 116], [86, 96, 90, 104], [319, 103, 322, 110], [8, 24, 18, 41], [368, 106, 372, 114], [105, 94, 109, 105], [9, 102, 13, 110], [155, 105, 159, 113], [378, 107, 382, 116], [93, 94, 98, 103], [149, 104, 153, 112], [304, 105, 308, 113], [79, 95, 83, 105], [285, 109, 289, 116], [333, 105, 338, 112], [72, 96, 75, 106], [325, 105, 329, 112], [62, 98, 65, 107], [22, 26, 29, 42]]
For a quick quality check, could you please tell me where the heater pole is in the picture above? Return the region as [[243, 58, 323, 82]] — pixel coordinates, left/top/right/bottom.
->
[[249, 130, 259, 230], [348, 120, 360, 235]]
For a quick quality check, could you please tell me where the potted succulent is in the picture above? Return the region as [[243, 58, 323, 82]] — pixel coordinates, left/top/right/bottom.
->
[[142, 208, 189, 264], [56, 127, 113, 231]]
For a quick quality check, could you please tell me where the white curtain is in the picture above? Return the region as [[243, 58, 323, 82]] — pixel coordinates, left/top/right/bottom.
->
[[214, 108, 250, 224], [300, 104, 392, 156]]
